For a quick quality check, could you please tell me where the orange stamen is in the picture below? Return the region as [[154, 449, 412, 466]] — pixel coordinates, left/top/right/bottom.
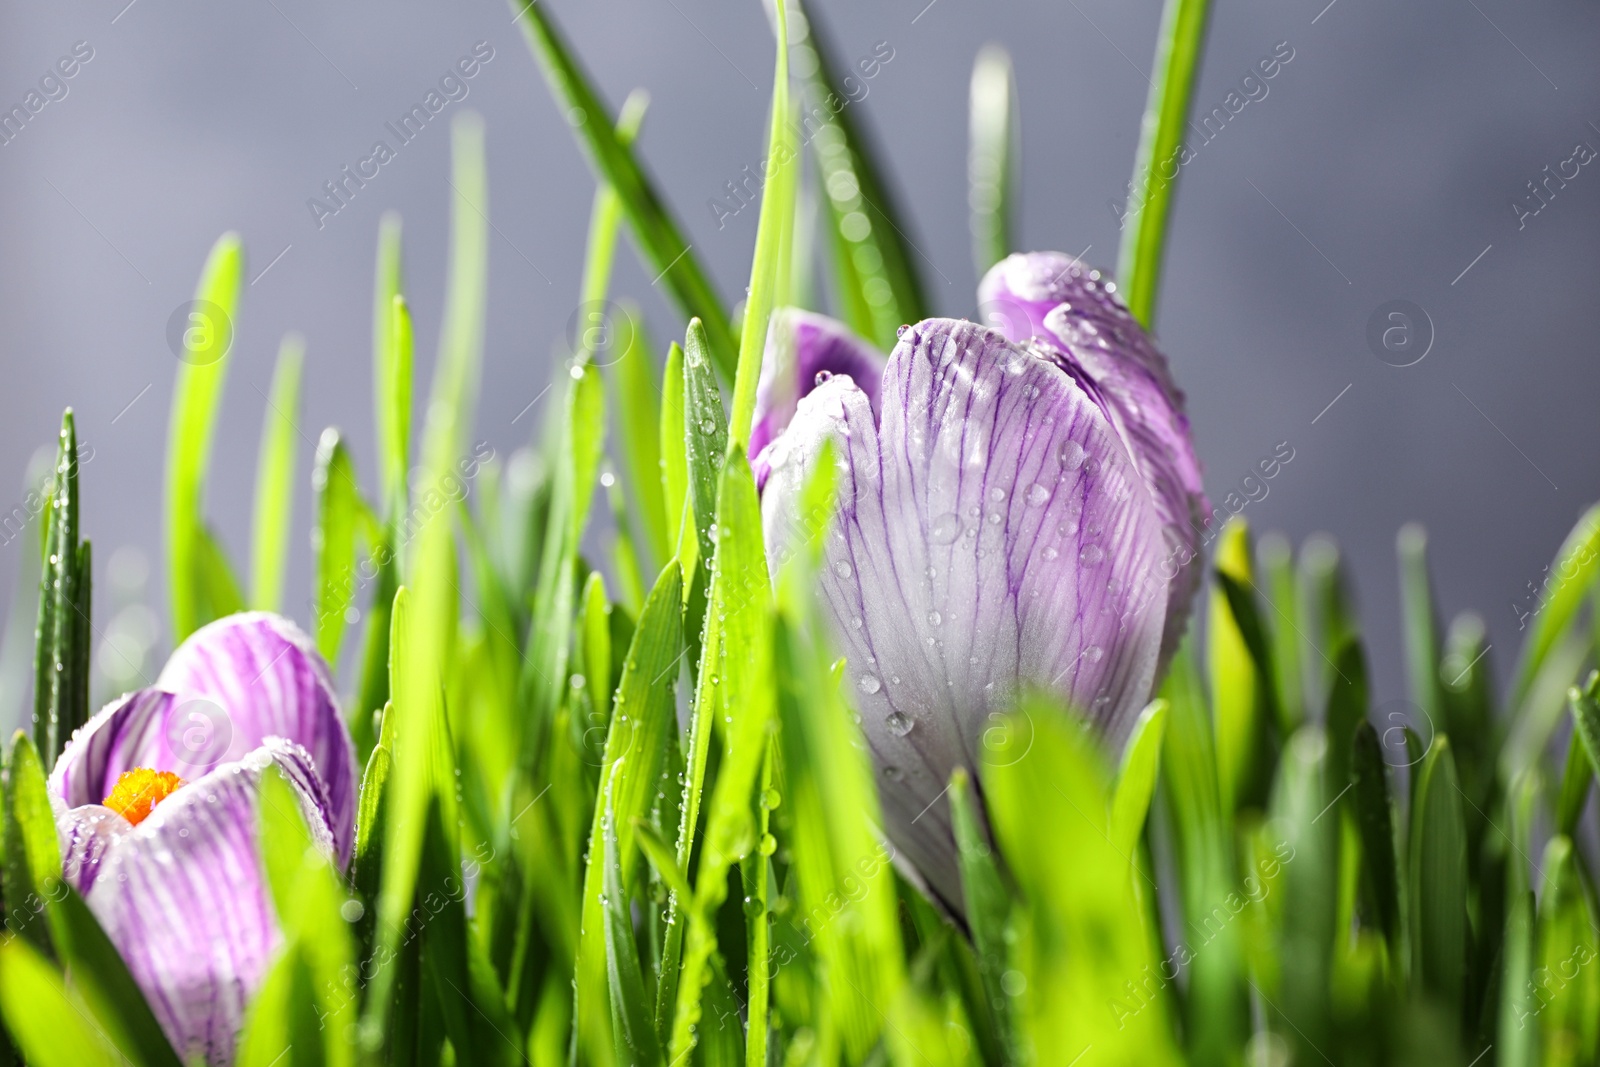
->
[[103, 768, 187, 826]]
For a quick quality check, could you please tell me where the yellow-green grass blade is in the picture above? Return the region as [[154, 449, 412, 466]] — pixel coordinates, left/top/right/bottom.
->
[[165, 232, 244, 642], [249, 335, 304, 613]]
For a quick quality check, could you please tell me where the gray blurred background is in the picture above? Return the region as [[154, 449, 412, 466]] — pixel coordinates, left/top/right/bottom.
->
[[1, 0, 1597, 722]]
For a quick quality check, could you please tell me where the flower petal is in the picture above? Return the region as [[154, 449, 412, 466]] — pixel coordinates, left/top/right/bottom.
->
[[56, 804, 131, 895], [49, 687, 175, 811], [81, 738, 335, 1066], [155, 612, 356, 862], [750, 308, 888, 465], [979, 252, 1208, 663], [761, 318, 1170, 909]]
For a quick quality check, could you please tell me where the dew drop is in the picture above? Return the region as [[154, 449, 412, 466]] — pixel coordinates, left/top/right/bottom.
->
[[884, 765, 904, 782], [850, 615, 864, 629], [1080, 544, 1105, 565], [858, 674, 882, 695], [1042, 546, 1059, 561], [886, 712, 914, 737], [700, 417, 717, 435], [1059, 441, 1087, 469], [833, 559, 853, 578], [927, 610, 942, 627], [929, 512, 961, 544], [814, 369, 833, 386], [1026, 483, 1050, 507], [758, 833, 777, 856]]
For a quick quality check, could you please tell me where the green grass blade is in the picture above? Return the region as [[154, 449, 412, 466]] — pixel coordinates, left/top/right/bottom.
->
[[1349, 722, 1401, 951], [1397, 523, 1443, 732], [310, 428, 366, 668], [1410, 735, 1468, 1021], [659, 342, 689, 563], [512, 1, 736, 378], [1534, 835, 1600, 1062], [249, 335, 304, 613], [1260, 531, 1305, 730], [1210, 521, 1281, 812], [1116, 0, 1212, 327], [615, 306, 670, 574], [1323, 637, 1368, 803], [0, 939, 127, 1067], [1111, 699, 1168, 857], [1266, 727, 1338, 1059], [985, 701, 1182, 1065], [667, 451, 774, 1064], [32, 411, 87, 769], [1509, 502, 1600, 710], [373, 213, 409, 521], [575, 563, 683, 1062], [968, 43, 1016, 275], [165, 232, 244, 642], [367, 113, 488, 1047], [950, 766, 1016, 1060], [792, 0, 927, 350], [602, 777, 662, 1067], [2, 733, 61, 952], [682, 320, 730, 569], [44, 887, 184, 1067], [579, 89, 648, 327], [1297, 534, 1357, 718], [1498, 890, 1538, 1067], [728, 0, 793, 448]]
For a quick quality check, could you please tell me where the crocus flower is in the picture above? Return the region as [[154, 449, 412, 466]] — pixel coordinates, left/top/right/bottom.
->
[[754, 252, 1206, 913], [47, 613, 356, 1065]]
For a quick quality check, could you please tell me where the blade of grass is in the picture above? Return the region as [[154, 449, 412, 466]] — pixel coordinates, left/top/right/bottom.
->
[[950, 766, 1017, 1061], [968, 43, 1017, 275], [249, 335, 303, 613], [373, 213, 410, 523], [32, 411, 88, 769], [366, 112, 488, 1048], [729, 0, 795, 449], [512, 1, 736, 378], [2, 733, 61, 953], [165, 233, 244, 642], [311, 428, 367, 668], [1509, 503, 1600, 711], [1410, 735, 1468, 1023], [792, 0, 927, 351], [1116, 0, 1212, 327], [0, 939, 127, 1067]]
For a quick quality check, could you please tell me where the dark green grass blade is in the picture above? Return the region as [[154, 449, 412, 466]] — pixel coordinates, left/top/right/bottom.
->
[[1349, 723, 1401, 951], [792, 0, 927, 351], [1509, 502, 1600, 710], [950, 767, 1016, 1061], [32, 411, 89, 769], [512, 0, 736, 379], [1116, 0, 1212, 327], [1410, 736, 1468, 1023]]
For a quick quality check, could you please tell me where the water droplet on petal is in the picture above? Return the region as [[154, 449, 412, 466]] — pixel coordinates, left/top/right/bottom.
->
[[850, 615, 863, 629], [1059, 441, 1087, 469], [927, 610, 942, 627], [814, 369, 833, 386], [884, 765, 904, 782], [1042, 546, 1059, 561], [858, 674, 882, 695], [833, 559, 853, 578], [1080, 544, 1105, 565], [886, 712, 914, 737], [929, 512, 960, 544], [1026, 483, 1050, 507]]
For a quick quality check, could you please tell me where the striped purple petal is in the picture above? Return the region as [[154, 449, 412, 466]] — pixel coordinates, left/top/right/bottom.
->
[[760, 317, 1170, 911], [979, 252, 1208, 664], [78, 738, 336, 1067], [750, 307, 888, 468], [154, 612, 356, 863]]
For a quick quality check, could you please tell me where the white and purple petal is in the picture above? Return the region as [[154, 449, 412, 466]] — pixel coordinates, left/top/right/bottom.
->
[[154, 613, 355, 862], [80, 738, 336, 1067], [761, 318, 1170, 910], [750, 307, 888, 473], [979, 252, 1208, 663]]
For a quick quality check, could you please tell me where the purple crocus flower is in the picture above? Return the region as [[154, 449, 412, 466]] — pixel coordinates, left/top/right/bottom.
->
[[754, 252, 1206, 912], [47, 612, 356, 1066]]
